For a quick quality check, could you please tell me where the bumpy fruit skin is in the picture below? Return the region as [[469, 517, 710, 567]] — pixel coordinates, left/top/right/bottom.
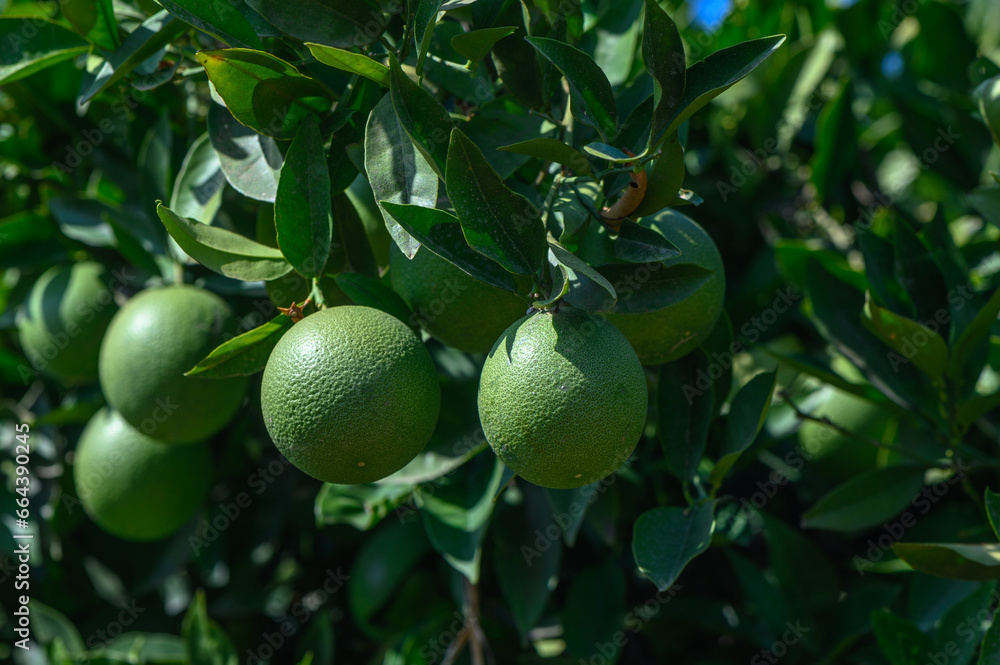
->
[[17, 262, 119, 384], [99, 286, 248, 444], [389, 243, 527, 354], [478, 308, 648, 489], [603, 210, 725, 365], [260, 306, 441, 484], [74, 408, 211, 541]]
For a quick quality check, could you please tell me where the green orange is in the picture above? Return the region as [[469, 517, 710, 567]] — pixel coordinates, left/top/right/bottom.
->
[[99, 285, 248, 444], [260, 306, 440, 484], [389, 244, 527, 354], [74, 408, 211, 541], [603, 209, 725, 365], [478, 308, 648, 489], [17, 261, 119, 384]]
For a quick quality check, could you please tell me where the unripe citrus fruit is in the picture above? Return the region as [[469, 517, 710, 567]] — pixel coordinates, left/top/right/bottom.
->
[[389, 244, 527, 354], [99, 285, 248, 444], [74, 408, 211, 541], [602, 210, 725, 365], [478, 308, 648, 489], [17, 261, 119, 384], [260, 305, 440, 484]]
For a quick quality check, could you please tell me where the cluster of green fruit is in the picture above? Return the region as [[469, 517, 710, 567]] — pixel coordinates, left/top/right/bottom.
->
[[16, 209, 723, 540], [262, 211, 725, 490], [19, 267, 247, 541]]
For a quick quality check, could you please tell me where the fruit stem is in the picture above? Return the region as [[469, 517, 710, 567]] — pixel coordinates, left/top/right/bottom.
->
[[309, 277, 327, 309], [173, 261, 185, 285]]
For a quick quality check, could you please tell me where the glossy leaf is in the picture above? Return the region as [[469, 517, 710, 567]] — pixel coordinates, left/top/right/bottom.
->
[[641, 0, 685, 145], [0, 18, 90, 86], [61, 0, 119, 51], [987, 488, 1000, 542], [333, 193, 378, 279], [958, 393, 1000, 429], [157, 0, 263, 49], [598, 263, 711, 314], [170, 133, 225, 225], [414, 0, 442, 76], [364, 95, 436, 258], [549, 241, 617, 312], [659, 350, 714, 482], [157, 203, 293, 281], [498, 138, 591, 175], [275, 116, 332, 279], [709, 370, 777, 487], [186, 315, 293, 378], [183, 590, 239, 665], [543, 484, 598, 548], [937, 581, 995, 665], [80, 11, 186, 102], [802, 467, 926, 532], [380, 202, 519, 293], [306, 43, 389, 86], [207, 102, 282, 203], [334, 273, 414, 328], [862, 292, 948, 380], [583, 142, 631, 162], [388, 54, 454, 179], [197, 49, 332, 140], [245, 0, 382, 48], [452, 26, 516, 66], [981, 610, 1000, 665], [893, 543, 1000, 581], [316, 483, 415, 532], [445, 128, 546, 275], [633, 501, 716, 591], [632, 132, 684, 217], [526, 36, 617, 139], [563, 562, 626, 662], [614, 218, 681, 263], [655, 35, 787, 146]]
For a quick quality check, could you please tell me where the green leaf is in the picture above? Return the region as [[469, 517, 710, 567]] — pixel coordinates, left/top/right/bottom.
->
[[186, 315, 293, 378], [655, 35, 787, 146], [632, 501, 716, 591], [937, 582, 995, 665], [31, 600, 85, 655], [543, 484, 596, 548], [333, 193, 378, 278], [94, 633, 188, 662], [549, 241, 617, 312], [445, 128, 546, 275], [641, 0, 685, 146], [380, 203, 518, 292], [156, 0, 263, 49], [452, 26, 516, 66], [306, 43, 389, 86], [981, 611, 1000, 665], [498, 138, 591, 175], [862, 292, 949, 380], [947, 287, 1000, 382], [871, 610, 936, 665], [810, 79, 856, 203], [802, 467, 926, 532], [245, 0, 383, 48], [632, 132, 684, 217], [893, 543, 1000, 581], [316, 483, 415, 532], [197, 49, 332, 140], [493, 486, 562, 639], [419, 454, 506, 582], [957, 393, 1000, 429], [388, 54, 454, 179], [364, 95, 436, 259], [183, 590, 239, 665], [0, 18, 90, 86], [858, 229, 913, 315], [526, 36, 617, 139], [414, 0, 442, 76], [614, 218, 681, 263], [170, 133, 225, 225], [157, 203, 293, 281], [334, 273, 414, 329], [563, 561, 626, 662], [583, 142, 632, 162], [61, 0, 119, 51], [709, 370, 777, 487], [80, 11, 187, 102], [207, 101, 282, 203], [659, 350, 714, 483], [987, 489, 1000, 543], [274, 115, 332, 279], [598, 263, 711, 314]]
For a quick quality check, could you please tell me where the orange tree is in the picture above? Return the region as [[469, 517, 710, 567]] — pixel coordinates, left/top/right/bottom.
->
[[1, 0, 1000, 663]]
